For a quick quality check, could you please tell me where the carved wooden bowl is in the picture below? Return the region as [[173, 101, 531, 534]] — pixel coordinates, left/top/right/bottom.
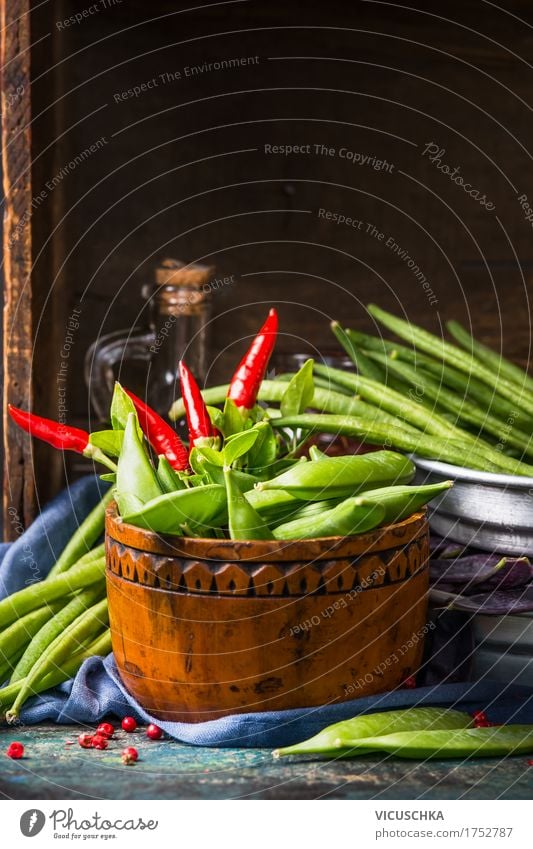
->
[[105, 502, 430, 722]]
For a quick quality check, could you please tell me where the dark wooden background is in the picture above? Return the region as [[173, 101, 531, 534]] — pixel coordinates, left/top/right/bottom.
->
[[4, 0, 533, 529]]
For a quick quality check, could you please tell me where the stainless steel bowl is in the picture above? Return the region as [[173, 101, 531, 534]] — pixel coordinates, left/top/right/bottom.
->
[[471, 592, 533, 685], [412, 456, 533, 555]]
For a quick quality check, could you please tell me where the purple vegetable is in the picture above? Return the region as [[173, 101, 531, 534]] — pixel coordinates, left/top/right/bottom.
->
[[429, 537, 466, 559], [430, 554, 508, 586], [448, 589, 533, 615], [480, 558, 533, 590], [431, 555, 532, 596]]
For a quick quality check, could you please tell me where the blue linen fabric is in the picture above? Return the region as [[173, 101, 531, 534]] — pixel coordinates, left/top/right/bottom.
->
[[1, 476, 532, 748]]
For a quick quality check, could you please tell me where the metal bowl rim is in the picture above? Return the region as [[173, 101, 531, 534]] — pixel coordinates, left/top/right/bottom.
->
[[411, 455, 533, 489]]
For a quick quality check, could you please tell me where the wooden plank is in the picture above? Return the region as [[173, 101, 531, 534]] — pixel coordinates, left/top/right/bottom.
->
[[1, 0, 34, 539], [0, 723, 532, 800]]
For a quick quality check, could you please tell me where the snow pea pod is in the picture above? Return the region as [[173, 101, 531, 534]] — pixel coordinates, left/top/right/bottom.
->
[[225, 468, 274, 540], [258, 451, 415, 500], [338, 725, 533, 759], [115, 412, 162, 516], [156, 455, 186, 493], [356, 481, 453, 525], [272, 496, 385, 540], [274, 707, 473, 757], [190, 449, 258, 492], [122, 484, 227, 535], [244, 488, 302, 522]]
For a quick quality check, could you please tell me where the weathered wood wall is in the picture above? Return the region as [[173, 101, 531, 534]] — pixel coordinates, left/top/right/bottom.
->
[[3, 0, 533, 533]]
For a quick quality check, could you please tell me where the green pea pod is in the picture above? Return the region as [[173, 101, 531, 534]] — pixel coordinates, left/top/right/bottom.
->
[[115, 412, 162, 516], [245, 421, 278, 474], [191, 450, 257, 492], [157, 455, 186, 493], [274, 707, 473, 758], [259, 451, 414, 501], [122, 484, 227, 535], [355, 481, 453, 525], [337, 725, 533, 759], [270, 497, 343, 529], [272, 496, 385, 540], [244, 488, 302, 523], [308, 445, 328, 461], [225, 468, 274, 541]]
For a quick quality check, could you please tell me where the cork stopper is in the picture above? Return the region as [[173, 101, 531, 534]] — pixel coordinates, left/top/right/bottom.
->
[[155, 258, 215, 288]]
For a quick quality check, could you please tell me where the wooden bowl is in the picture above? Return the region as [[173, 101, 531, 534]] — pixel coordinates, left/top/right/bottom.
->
[[105, 502, 429, 722]]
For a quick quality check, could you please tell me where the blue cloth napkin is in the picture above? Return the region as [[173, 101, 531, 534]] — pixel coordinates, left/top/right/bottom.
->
[[2, 476, 532, 748]]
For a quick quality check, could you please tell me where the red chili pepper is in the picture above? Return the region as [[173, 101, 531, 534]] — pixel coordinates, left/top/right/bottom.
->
[[227, 308, 278, 410], [8, 405, 89, 453], [178, 361, 217, 444], [124, 388, 189, 471]]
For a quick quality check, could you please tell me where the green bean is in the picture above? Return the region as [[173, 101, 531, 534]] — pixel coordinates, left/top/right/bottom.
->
[[169, 380, 421, 435], [331, 321, 385, 382], [368, 304, 533, 418], [121, 484, 227, 535], [225, 468, 274, 540], [73, 543, 106, 568], [367, 351, 533, 461], [313, 365, 533, 475], [48, 489, 113, 577], [115, 411, 162, 516], [0, 648, 26, 686], [10, 584, 105, 683], [347, 327, 533, 431], [0, 602, 63, 667], [0, 629, 111, 710], [447, 319, 533, 394], [274, 707, 472, 757], [7, 598, 109, 720], [273, 496, 385, 540], [336, 725, 533, 759], [0, 556, 106, 629], [258, 451, 415, 500], [417, 356, 533, 432], [271, 413, 507, 473]]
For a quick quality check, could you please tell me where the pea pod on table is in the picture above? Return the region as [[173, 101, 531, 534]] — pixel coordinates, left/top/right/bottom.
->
[[274, 707, 473, 758], [337, 725, 533, 760]]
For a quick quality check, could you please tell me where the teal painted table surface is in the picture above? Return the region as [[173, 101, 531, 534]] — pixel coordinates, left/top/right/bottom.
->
[[1, 724, 532, 799]]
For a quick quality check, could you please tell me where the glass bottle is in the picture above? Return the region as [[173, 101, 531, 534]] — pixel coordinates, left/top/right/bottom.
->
[[85, 258, 214, 422]]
